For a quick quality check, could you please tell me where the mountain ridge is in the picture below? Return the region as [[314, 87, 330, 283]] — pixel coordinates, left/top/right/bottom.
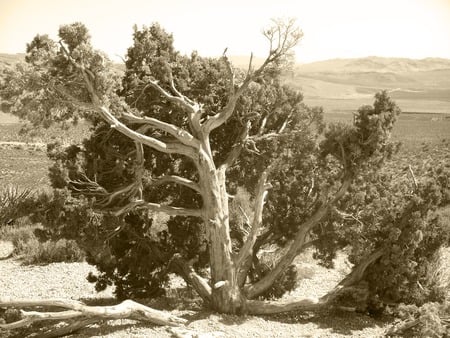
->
[[296, 56, 450, 74]]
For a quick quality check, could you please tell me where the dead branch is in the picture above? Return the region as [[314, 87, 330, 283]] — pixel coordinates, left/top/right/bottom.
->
[[122, 112, 200, 148], [109, 200, 203, 218], [151, 175, 201, 194], [245, 177, 352, 299], [203, 20, 301, 133], [98, 106, 198, 159], [0, 298, 187, 333], [144, 79, 201, 118], [246, 297, 321, 315], [58, 42, 200, 161], [408, 165, 418, 192], [220, 121, 251, 169], [235, 171, 271, 282]]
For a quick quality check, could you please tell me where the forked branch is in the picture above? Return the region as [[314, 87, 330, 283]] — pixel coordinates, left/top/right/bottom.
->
[[203, 19, 301, 133], [245, 177, 352, 299], [235, 171, 271, 279], [58, 42, 199, 160]]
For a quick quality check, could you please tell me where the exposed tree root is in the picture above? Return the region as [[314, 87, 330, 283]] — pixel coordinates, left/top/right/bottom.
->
[[0, 298, 187, 336]]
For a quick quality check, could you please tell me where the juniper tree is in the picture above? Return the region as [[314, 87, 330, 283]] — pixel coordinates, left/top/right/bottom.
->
[[1, 19, 449, 333]]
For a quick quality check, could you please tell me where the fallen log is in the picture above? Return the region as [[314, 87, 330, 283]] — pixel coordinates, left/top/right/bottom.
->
[[0, 298, 187, 336]]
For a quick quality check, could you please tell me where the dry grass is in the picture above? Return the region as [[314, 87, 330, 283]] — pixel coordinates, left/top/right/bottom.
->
[[0, 219, 84, 265]]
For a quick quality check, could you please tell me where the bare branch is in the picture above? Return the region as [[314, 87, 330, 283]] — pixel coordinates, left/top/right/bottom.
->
[[235, 171, 271, 273], [203, 19, 301, 133], [122, 112, 200, 148], [152, 175, 201, 194], [144, 80, 200, 118], [246, 297, 321, 315], [98, 106, 197, 159], [222, 50, 235, 96], [110, 200, 203, 218], [277, 112, 293, 134], [220, 121, 251, 169], [0, 298, 187, 330], [169, 253, 212, 303], [245, 177, 352, 299], [408, 165, 418, 192], [58, 43, 199, 160]]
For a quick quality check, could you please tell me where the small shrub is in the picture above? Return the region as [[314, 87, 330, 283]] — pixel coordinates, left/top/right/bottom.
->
[[0, 220, 39, 254], [0, 185, 35, 225], [0, 219, 84, 264], [20, 238, 85, 265], [389, 301, 450, 337]]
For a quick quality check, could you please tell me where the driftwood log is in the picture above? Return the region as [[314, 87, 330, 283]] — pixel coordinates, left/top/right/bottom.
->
[[0, 298, 187, 337]]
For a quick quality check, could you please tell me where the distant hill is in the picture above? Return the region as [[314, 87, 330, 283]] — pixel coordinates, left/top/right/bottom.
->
[[297, 56, 450, 74], [1, 53, 449, 115], [287, 56, 450, 113], [0, 53, 25, 67]]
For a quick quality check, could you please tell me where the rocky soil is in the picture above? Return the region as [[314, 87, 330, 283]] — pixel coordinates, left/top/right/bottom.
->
[[0, 242, 389, 337]]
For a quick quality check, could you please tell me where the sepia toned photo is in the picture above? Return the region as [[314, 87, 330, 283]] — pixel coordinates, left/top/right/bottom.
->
[[1, 0, 449, 336]]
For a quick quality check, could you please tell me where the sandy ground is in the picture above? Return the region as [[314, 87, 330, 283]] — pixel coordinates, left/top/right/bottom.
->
[[0, 242, 389, 337]]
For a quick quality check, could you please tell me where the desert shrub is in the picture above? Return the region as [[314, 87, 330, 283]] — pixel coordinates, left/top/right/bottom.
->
[[311, 140, 450, 311], [20, 238, 84, 265], [388, 301, 450, 337], [0, 217, 84, 264], [0, 219, 40, 254], [0, 185, 36, 225]]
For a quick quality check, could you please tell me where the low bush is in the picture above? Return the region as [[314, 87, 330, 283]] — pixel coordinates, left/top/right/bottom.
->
[[0, 218, 84, 264], [388, 301, 450, 337], [0, 219, 39, 254], [20, 238, 84, 265], [0, 185, 35, 225]]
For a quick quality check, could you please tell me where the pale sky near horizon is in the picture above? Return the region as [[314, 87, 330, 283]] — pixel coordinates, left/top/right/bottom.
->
[[0, 0, 449, 63]]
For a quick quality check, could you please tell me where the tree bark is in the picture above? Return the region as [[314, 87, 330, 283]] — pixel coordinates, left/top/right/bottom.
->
[[197, 147, 245, 313]]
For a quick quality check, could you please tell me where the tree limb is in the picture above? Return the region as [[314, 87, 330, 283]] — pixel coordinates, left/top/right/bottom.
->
[[246, 297, 322, 315], [169, 253, 212, 303], [98, 106, 197, 159], [122, 112, 200, 149], [245, 177, 352, 299], [203, 20, 301, 133], [219, 121, 251, 170], [235, 171, 271, 280], [0, 298, 187, 330], [58, 42, 199, 160], [143, 79, 201, 119], [110, 200, 203, 218], [152, 175, 201, 194]]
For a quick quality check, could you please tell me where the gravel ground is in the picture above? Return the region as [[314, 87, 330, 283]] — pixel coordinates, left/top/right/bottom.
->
[[0, 243, 389, 337]]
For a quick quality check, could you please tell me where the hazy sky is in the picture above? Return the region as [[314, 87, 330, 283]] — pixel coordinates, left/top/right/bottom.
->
[[1, 0, 449, 63]]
